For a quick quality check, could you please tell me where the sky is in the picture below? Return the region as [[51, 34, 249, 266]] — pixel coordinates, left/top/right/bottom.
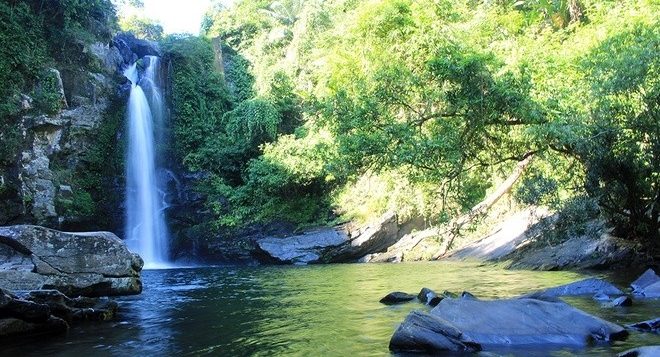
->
[[119, 0, 235, 35]]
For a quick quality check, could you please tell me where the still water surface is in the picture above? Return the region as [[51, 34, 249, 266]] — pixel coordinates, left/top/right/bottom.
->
[[5, 262, 659, 356]]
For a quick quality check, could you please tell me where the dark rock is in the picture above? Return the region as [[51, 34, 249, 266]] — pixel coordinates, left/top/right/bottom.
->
[[461, 291, 476, 299], [0, 225, 142, 297], [0, 316, 68, 338], [631, 269, 660, 298], [24, 290, 118, 322], [380, 292, 416, 305], [390, 297, 628, 353], [627, 318, 660, 334], [618, 346, 660, 357], [0, 289, 50, 323], [609, 296, 632, 307], [428, 296, 444, 307], [523, 278, 623, 299], [389, 310, 481, 353], [417, 288, 438, 304], [113, 32, 160, 63]]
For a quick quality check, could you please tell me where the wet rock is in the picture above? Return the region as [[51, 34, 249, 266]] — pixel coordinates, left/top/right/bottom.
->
[[618, 346, 660, 357], [627, 318, 660, 334], [461, 291, 476, 299], [389, 310, 481, 353], [417, 288, 438, 304], [380, 292, 416, 305], [608, 296, 632, 307], [113, 32, 160, 63], [631, 269, 660, 298], [390, 297, 628, 353], [523, 278, 623, 299], [24, 290, 118, 322], [0, 225, 142, 297], [428, 296, 443, 307], [0, 316, 68, 338], [0, 289, 70, 338]]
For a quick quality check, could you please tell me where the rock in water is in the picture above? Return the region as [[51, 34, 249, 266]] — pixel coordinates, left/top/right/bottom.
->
[[618, 346, 660, 357], [389, 297, 627, 353], [0, 289, 69, 338], [417, 288, 438, 305], [380, 292, 416, 305], [522, 278, 623, 299], [608, 296, 632, 307], [631, 269, 660, 298], [627, 318, 660, 334], [0, 225, 142, 297]]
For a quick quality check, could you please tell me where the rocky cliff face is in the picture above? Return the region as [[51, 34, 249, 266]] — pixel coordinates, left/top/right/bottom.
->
[[0, 39, 127, 230]]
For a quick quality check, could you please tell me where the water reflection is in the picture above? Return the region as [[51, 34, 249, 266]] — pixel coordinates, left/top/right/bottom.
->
[[3, 262, 659, 356]]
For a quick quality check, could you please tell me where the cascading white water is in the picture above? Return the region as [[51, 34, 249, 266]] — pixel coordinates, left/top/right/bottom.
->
[[124, 58, 170, 269]]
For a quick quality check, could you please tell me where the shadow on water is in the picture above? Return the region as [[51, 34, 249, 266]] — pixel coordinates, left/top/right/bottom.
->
[[2, 262, 659, 356]]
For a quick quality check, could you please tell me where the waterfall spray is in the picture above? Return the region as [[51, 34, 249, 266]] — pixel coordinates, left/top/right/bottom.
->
[[124, 57, 170, 269]]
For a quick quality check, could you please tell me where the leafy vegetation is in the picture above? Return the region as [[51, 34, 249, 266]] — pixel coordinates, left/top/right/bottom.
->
[[169, 0, 657, 253]]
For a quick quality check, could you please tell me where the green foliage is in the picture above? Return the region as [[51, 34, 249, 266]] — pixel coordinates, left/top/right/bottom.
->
[[0, 0, 118, 166], [119, 15, 163, 40], [223, 46, 256, 103], [162, 35, 232, 171], [192, 0, 660, 249], [577, 21, 660, 240], [33, 70, 63, 115]]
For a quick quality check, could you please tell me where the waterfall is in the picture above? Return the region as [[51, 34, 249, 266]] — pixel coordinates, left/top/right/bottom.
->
[[124, 57, 170, 269]]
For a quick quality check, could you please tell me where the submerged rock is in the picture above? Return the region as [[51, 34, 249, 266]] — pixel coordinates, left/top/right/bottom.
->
[[608, 296, 632, 307], [522, 278, 623, 299], [627, 318, 660, 334], [390, 297, 628, 353], [631, 269, 660, 298], [380, 292, 416, 305], [618, 346, 660, 357], [417, 288, 438, 305], [0, 225, 142, 297]]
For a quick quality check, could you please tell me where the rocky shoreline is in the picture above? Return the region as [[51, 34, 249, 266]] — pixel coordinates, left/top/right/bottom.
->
[[0, 225, 142, 339], [383, 270, 660, 355]]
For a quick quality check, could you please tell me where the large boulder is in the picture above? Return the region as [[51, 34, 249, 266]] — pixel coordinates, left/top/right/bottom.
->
[[255, 212, 405, 264], [0, 225, 142, 297], [631, 269, 660, 298], [113, 32, 160, 64], [522, 278, 624, 299], [390, 297, 628, 353]]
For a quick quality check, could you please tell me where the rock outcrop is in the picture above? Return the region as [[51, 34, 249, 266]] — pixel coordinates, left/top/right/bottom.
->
[[389, 297, 628, 353], [522, 278, 624, 299], [0, 288, 117, 338], [0, 225, 142, 297], [255, 212, 415, 264], [631, 269, 660, 298]]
